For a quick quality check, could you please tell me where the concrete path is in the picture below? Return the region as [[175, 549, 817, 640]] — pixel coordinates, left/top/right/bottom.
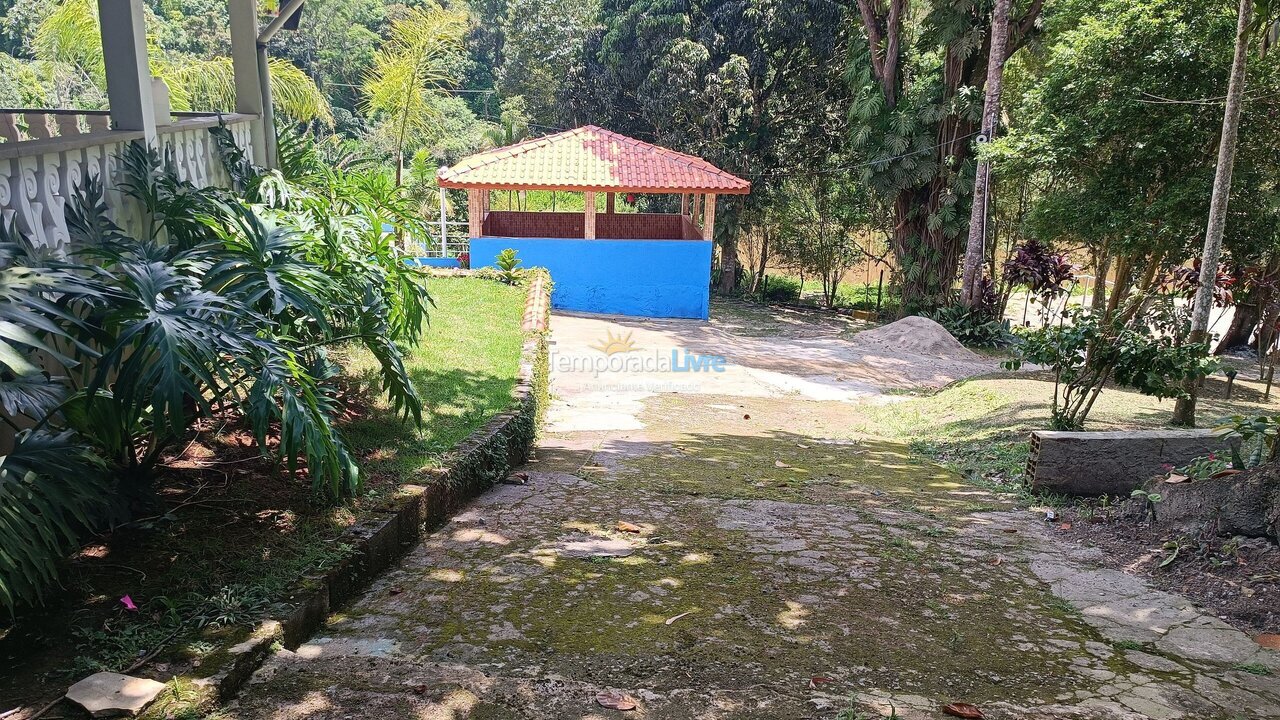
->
[[229, 303, 1280, 719]]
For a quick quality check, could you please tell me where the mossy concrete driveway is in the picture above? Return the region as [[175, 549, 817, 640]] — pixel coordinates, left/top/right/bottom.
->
[[230, 304, 1280, 719]]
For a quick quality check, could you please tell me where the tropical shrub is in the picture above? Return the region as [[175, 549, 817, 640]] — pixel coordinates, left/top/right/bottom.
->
[[0, 130, 431, 611], [1003, 240, 1075, 303], [1006, 306, 1216, 430], [926, 305, 1013, 348]]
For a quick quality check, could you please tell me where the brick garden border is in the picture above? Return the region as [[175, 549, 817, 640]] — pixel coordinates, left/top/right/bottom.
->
[[183, 273, 552, 706]]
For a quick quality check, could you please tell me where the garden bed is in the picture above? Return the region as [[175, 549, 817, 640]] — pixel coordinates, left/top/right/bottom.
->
[[0, 276, 538, 717]]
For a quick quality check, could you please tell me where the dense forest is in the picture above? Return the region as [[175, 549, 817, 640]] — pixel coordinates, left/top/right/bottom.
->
[[1, 0, 1278, 342]]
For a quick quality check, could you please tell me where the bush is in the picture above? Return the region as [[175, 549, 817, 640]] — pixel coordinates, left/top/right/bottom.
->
[[761, 275, 801, 303], [925, 305, 1013, 348], [1006, 306, 1217, 430], [0, 130, 430, 611]]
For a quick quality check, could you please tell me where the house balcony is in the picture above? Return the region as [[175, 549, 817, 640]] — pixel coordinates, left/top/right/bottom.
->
[[0, 109, 258, 252]]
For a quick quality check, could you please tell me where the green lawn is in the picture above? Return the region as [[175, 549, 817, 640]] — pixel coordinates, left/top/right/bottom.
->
[[340, 275, 529, 483], [851, 368, 1280, 491]]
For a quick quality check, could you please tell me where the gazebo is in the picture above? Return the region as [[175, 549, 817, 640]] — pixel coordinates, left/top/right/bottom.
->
[[437, 125, 750, 320]]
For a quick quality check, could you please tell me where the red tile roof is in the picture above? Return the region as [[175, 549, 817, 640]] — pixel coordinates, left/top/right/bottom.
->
[[437, 125, 751, 195]]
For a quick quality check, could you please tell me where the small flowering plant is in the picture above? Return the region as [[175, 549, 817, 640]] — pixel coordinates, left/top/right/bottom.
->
[[1165, 453, 1230, 483]]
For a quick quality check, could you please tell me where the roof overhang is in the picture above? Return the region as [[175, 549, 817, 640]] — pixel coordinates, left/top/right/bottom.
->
[[436, 125, 752, 196]]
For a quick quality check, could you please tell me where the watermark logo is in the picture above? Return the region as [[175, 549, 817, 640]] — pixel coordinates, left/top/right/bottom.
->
[[590, 329, 639, 356]]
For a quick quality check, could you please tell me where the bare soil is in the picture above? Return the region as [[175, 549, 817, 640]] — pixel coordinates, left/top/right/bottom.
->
[[1056, 505, 1280, 637]]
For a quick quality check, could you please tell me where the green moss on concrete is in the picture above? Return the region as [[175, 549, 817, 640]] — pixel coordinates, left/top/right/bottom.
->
[[605, 433, 1011, 517]]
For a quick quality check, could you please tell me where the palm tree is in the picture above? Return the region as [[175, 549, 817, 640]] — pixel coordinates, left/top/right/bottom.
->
[[483, 95, 530, 148], [361, 2, 467, 186], [1173, 0, 1271, 425], [33, 0, 333, 124]]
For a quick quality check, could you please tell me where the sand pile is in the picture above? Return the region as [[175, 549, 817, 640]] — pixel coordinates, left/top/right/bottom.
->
[[853, 315, 980, 360]]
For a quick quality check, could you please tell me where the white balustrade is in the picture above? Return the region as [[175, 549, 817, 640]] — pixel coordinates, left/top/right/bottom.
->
[[0, 113, 258, 253]]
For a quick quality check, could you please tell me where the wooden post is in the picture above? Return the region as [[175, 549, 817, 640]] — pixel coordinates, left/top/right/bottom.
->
[[439, 188, 448, 256], [702, 194, 717, 241], [606, 193, 615, 214], [584, 191, 597, 239], [229, 0, 266, 165], [681, 194, 689, 216], [98, 0, 156, 143], [467, 188, 483, 239]]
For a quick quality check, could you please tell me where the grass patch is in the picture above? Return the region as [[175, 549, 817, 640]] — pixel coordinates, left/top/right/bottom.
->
[[1234, 662, 1273, 676], [341, 275, 528, 480]]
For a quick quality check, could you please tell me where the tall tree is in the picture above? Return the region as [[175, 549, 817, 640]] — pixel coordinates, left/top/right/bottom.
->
[[564, 0, 851, 293], [362, 2, 467, 186], [1174, 0, 1263, 425], [960, 0, 1011, 308], [849, 0, 1043, 313]]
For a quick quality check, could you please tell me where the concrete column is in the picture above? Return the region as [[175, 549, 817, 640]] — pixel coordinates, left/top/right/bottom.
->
[[702, 194, 717, 241], [584, 191, 596, 239], [692, 194, 702, 223], [229, 0, 267, 165], [98, 0, 155, 143]]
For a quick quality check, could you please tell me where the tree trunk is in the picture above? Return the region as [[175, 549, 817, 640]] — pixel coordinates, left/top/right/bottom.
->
[[1148, 462, 1280, 541], [1174, 0, 1253, 427], [719, 235, 739, 294], [1090, 246, 1111, 311], [890, 181, 969, 314], [961, 0, 1011, 308], [1216, 300, 1258, 353]]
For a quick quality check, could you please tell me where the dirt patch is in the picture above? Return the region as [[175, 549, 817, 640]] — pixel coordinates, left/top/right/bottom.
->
[[853, 315, 980, 360], [1055, 507, 1280, 637]]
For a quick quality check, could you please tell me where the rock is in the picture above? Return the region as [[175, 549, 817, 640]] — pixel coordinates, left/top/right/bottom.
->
[[66, 672, 167, 717]]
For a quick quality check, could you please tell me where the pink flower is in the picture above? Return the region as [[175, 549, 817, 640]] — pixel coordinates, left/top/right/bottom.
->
[[120, 595, 138, 611], [1208, 453, 1217, 461]]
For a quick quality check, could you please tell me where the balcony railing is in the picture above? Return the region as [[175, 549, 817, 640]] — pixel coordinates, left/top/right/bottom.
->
[[0, 110, 256, 252]]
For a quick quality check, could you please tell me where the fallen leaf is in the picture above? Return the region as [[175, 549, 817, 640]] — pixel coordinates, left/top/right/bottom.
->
[[120, 595, 138, 612], [743, 414, 751, 420], [943, 702, 986, 719], [595, 690, 637, 711], [389, 587, 404, 595], [664, 611, 693, 625], [1002, 528, 1018, 534], [1210, 469, 1242, 479], [1059, 522, 1072, 531], [775, 460, 791, 468], [616, 521, 642, 534], [1256, 633, 1280, 650], [1164, 473, 1190, 484], [990, 557, 1002, 566], [797, 443, 810, 449], [808, 676, 834, 688]]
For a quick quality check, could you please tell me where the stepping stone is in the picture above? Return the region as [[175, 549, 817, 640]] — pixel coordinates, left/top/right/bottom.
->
[[66, 672, 166, 717]]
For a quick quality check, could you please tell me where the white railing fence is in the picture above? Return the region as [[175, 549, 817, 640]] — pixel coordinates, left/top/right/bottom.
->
[[0, 113, 256, 253]]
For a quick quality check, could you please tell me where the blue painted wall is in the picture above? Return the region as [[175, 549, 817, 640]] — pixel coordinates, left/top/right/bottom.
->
[[406, 257, 462, 269], [471, 238, 712, 319]]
